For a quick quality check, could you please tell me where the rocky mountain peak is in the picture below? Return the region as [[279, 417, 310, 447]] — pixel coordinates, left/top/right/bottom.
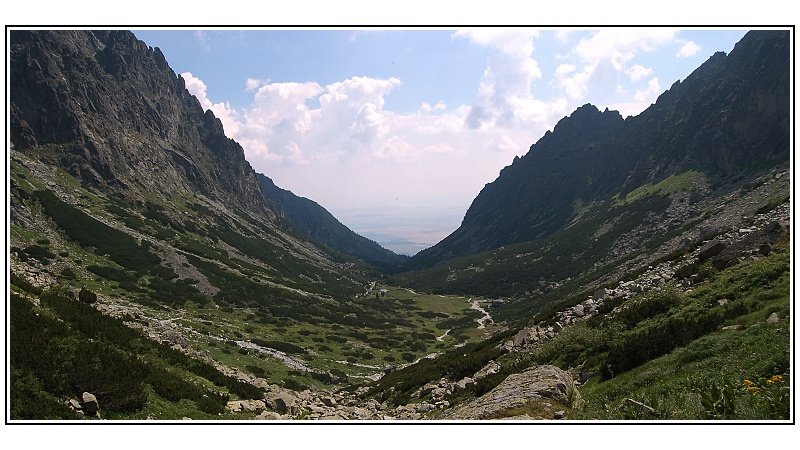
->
[[10, 30, 269, 215], [412, 30, 789, 268]]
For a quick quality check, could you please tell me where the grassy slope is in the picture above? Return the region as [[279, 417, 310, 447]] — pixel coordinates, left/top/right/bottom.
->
[[10, 158, 495, 418], [465, 250, 790, 420]]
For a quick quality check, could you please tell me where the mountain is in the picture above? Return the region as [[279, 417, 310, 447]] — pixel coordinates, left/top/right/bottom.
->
[[9, 29, 382, 308], [411, 30, 790, 269], [257, 173, 408, 272], [11, 30, 269, 215]]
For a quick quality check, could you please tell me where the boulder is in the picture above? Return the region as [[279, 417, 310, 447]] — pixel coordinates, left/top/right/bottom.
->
[[81, 392, 99, 416], [255, 411, 283, 420], [68, 399, 82, 411], [269, 393, 300, 415], [227, 399, 265, 413], [320, 396, 337, 408], [572, 304, 585, 317], [712, 256, 733, 271], [698, 240, 726, 262], [592, 288, 613, 302], [414, 402, 436, 413], [766, 312, 781, 323], [431, 387, 449, 399], [473, 360, 501, 381], [455, 377, 475, 391], [444, 365, 581, 420], [512, 328, 533, 347], [759, 244, 772, 256], [418, 381, 439, 397]]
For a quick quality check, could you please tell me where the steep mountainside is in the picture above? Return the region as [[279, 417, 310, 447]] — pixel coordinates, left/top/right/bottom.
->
[[257, 173, 408, 271], [9, 30, 369, 299], [11, 30, 269, 215], [412, 30, 789, 268]]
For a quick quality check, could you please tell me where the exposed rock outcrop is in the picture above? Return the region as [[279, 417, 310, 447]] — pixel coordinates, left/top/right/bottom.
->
[[444, 365, 581, 420]]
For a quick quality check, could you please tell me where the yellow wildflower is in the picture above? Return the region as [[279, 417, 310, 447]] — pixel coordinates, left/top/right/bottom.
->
[[766, 375, 784, 385]]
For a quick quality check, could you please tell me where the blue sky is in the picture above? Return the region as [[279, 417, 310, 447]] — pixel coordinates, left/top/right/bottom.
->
[[133, 28, 748, 254]]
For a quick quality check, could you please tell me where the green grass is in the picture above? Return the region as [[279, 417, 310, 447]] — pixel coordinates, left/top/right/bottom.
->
[[617, 170, 704, 205], [576, 318, 789, 420], [422, 249, 789, 420]]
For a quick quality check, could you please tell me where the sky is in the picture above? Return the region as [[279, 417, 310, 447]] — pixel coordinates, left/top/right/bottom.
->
[[133, 28, 748, 254]]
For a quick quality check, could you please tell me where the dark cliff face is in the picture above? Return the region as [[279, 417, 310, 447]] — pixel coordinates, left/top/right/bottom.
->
[[10, 30, 271, 217], [257, 174, 408, 271], [412, 30, 790, 268]]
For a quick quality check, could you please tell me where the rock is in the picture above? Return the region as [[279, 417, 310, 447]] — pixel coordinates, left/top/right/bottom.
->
[[320, 396, 337, 408], [717, 298, 730, 306], [699, 240, 726, 262], [572, 304, 585, 317], [593, 288, 613, 302], [227, 399, 265, 413], [255, 411, 283, 420], [712, 257, 732, 271], [512, 328, 533, 347], [766, 312, 781, 323], [270, 393, 300, 415], [722, 324, 744, 331], [473, 360, 501, 381], [81, 392, 99, 416], [497, 414, 535, 420], [68, 399, 82, 411], [444, 365, 581, 420], [418, 381, 439, 397], [455, 377, 475, 391], [554, 410, 567, 419], [415, 402, 436, 413], [431, 387, 449, 399], [759, 244, 772, 256]]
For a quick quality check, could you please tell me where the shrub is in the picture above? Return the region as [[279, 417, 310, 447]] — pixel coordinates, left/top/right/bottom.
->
[[78, 287, 97, 304], [613, 288, 682, 329]]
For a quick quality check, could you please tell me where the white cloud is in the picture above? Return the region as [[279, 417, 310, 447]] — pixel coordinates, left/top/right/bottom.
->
[[454, 29, 539, 58], [676, 40, 701, 58], [454, 29, 556, 130], [626, 64, 653, 82], [181, 71, 240, 136], [554, 29, 678, 108], [634, 76, 661, 103], [555, 63, 576, 77], [245, 78, 262, 91], [575, 29, 677, 69]]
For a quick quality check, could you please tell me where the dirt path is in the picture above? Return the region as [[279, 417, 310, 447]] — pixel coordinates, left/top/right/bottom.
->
[[436, 329, 451, 341], [469, 298, 493, 330]]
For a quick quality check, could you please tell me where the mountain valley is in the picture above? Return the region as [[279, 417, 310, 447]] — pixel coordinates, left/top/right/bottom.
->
[[7, 29, 791, 422]]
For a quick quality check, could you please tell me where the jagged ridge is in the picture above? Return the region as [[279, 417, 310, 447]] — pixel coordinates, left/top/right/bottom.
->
[[412, 30, 789, 268]]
